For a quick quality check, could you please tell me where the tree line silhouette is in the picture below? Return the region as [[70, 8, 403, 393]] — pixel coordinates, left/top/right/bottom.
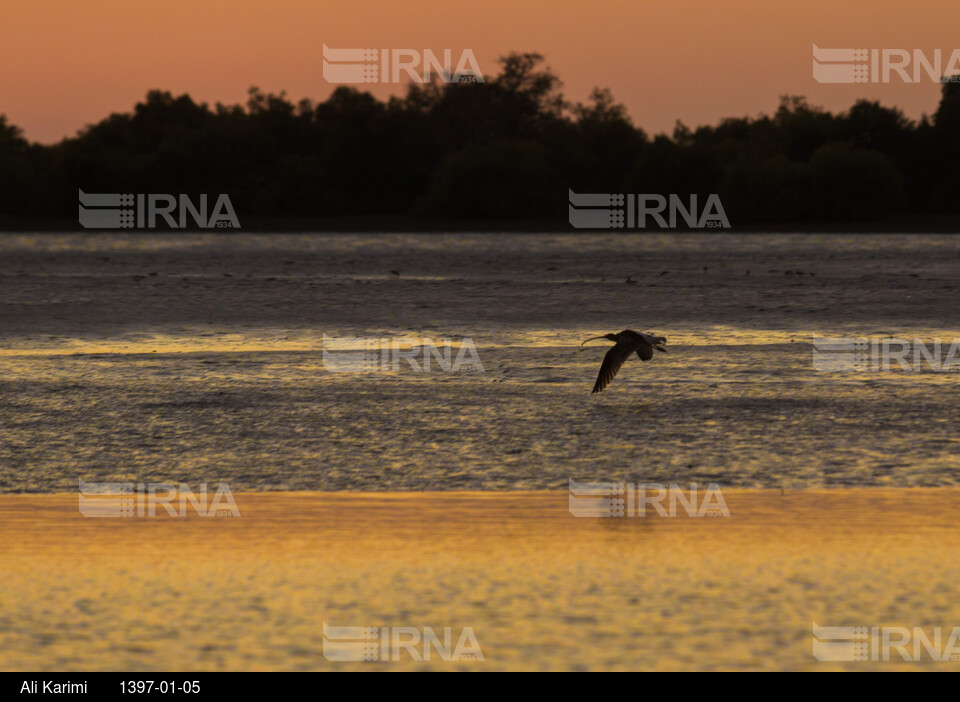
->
[[1, 52, 959, 228]]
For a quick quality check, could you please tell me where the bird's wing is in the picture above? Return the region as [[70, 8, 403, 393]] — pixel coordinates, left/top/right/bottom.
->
[[592, 340, 636, 393], [635, 342, 654, 361]]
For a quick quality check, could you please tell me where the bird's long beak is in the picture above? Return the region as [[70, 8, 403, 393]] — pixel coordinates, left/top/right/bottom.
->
[[580, 336, 607, 346]]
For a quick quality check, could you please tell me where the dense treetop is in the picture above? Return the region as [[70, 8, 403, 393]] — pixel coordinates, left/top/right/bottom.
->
[[2, 53, 958, 225]]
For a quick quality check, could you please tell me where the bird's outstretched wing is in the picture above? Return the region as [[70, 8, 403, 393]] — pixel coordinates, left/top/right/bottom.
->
[[592, 339, 637, 393], [635, 342, 654, 361]]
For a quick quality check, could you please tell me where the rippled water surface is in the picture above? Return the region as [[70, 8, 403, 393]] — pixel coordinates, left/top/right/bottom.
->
[[1, 232, 959, 491], [4, 490, 960, 671]]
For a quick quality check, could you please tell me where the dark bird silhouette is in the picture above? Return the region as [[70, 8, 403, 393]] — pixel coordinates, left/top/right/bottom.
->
[[581, 329, 668, 394]]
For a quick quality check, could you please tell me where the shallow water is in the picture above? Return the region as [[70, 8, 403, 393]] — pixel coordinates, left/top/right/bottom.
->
[[1, 233, 959, 491], [3, 233, 960, 672], [3, 490, 960, 671]]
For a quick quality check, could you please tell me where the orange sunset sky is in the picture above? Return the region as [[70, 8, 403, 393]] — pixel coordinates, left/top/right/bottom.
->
[[1, 0, 958, 144]]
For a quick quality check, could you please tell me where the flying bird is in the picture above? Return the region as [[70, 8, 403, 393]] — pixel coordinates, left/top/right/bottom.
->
[[581, 329, 668, 393]]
